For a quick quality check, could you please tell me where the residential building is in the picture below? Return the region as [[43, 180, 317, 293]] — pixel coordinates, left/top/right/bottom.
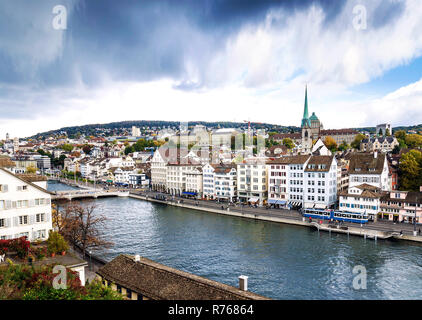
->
[[303, 155, 338, 209], [348, 152, 390, 191], [379, 190, 422, 223], [237, 159, 267, 206], [339, 184, 382, 221], [360, 137, 399, 152], [267, 155, 310, 208], [166, 162, 202, 196], [129, 173, 149, 188], [0, 168, 53, 241]]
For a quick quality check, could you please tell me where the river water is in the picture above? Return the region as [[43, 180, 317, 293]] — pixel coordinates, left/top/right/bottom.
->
[[49, 181, 422, 299]]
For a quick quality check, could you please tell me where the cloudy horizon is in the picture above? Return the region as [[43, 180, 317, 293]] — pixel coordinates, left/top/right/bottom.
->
[[1, 0, 422, 138]]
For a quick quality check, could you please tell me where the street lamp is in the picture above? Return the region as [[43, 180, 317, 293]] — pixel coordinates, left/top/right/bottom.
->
[[88, 250, 92, 271]]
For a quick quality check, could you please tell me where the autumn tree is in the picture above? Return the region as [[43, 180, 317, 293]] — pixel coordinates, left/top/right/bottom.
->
[[25, 166, 37, 174], [59, 202, 113, 258], [324, 136, 337, 152]]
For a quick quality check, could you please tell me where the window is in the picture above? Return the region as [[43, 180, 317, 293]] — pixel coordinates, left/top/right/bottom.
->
[[36, 213, 45, 223], [126, 288, 132, 299], [0, 219, 4, 228], [19, 215, 28, 225]]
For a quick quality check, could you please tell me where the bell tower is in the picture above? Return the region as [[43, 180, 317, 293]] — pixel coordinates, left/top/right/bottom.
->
[[301, 85, 312, 154]]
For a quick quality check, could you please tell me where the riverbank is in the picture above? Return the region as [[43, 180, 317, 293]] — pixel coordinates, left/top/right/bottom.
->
[[129, 193, 422, 244]]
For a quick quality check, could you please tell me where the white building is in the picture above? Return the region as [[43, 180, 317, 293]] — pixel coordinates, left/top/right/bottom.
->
[[237, 159, 267, 206], [0, 168, 53, 240], [166, 162, 202, 196], [202, 164, 237, 202], [132, 126, 141, 137], [113, 167, 135, 184], [151, 149, 168, 191], [129, 173, 149, 188], [348, 152, 390, 191], [339, 184, 381, 221], [267, 155, 310, 208], [303, 155, 338, 209]]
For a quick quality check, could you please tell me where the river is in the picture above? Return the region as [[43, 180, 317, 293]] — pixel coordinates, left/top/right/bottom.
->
[[48, 181, 422, 299]]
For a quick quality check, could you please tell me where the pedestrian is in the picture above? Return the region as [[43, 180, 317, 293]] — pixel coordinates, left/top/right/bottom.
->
[[419, 228, 421, 235]]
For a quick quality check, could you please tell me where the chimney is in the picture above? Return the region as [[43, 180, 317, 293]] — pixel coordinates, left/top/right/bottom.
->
[[134, 255, 140, 262], [238, 275, 248, 291], [374, 151, 378, 159]]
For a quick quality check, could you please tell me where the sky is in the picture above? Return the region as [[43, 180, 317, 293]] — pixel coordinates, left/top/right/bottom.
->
[[1, 0, 422, 138]]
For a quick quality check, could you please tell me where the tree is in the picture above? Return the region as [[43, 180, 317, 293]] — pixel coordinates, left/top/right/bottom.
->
[[378, 128, 383, 136], [351, 134, 366, 150], [405, 134, 422, 149], [61, 144, 74, 152], [338, 141, 349, 152], [82, 145, 92, 154], [395, 130, 407, 141], [25, 166, 37, 174], [282, 138, 294, 149], [399, 150, 422, 191], [392, 145, 400, 155], [385, 128, 391, 136], [59, 203, 113, 258], [324, 136, 337, 152], [124, 145, 134, 155]]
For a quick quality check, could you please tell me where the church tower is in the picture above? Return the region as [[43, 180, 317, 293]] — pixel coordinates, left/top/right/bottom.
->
[[301, 85, 312, 154]]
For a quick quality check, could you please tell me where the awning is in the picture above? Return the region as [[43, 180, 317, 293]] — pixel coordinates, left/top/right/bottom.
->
[[182, 192, 197, 196], [106, 180, 113, 183], [249, 197, 259, 202], [289, 201, 301, 207], [268, 199, 287, 205]]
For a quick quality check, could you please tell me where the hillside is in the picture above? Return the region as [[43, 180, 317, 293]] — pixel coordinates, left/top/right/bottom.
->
[[28, 120, 300, 140]]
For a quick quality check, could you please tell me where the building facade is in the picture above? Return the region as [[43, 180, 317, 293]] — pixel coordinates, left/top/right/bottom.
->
[[0, 168, 53, 241]]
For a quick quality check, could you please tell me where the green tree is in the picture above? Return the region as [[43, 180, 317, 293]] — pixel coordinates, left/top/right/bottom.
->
[[405, 134, 422, 149], [399, 150, 422, 191], [338, 141, 349, 152], [351, 134, 366, 150], [282, 138, 294, 149], [124, 145, 134, 155], [385, 128, 391, 136], [61, 144, 74, 152], [395, 130, 407, 141]]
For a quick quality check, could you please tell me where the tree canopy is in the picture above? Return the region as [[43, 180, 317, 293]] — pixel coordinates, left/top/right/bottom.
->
[[399, 150, 422, 191]]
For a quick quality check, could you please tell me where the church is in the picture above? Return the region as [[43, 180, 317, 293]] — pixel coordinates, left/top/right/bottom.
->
[[300, 86, 358, 154]]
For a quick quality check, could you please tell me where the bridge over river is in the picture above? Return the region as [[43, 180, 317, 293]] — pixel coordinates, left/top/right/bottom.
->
[[52, 189, 129, 200]]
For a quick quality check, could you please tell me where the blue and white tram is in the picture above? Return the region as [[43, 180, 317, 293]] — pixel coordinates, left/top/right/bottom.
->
[[302, 208, 369, 224]]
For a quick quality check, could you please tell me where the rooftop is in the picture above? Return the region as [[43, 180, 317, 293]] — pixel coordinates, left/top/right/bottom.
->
[[96, 254, 269, 300]]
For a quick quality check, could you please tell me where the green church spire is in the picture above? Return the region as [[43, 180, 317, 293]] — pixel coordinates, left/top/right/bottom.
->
[[301, 85, 310, 127]]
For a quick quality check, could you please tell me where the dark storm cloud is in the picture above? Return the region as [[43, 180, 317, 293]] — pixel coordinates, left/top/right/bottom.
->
[[0, 0, 348, 90]]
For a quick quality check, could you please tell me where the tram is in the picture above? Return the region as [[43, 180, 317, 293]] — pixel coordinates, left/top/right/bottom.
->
[[302, 208, 369, 224]]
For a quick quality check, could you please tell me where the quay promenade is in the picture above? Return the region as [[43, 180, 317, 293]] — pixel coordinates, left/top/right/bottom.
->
[[129, 190, 422, 244]]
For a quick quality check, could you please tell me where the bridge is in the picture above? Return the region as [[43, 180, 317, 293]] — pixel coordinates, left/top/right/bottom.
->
[[52, 190, 130, 201]]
